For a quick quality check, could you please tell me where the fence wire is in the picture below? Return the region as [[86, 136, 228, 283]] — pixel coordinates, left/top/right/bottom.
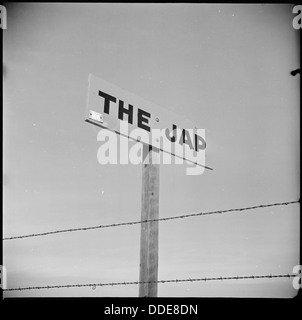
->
[[3, 200, 299, 241], [3, 273, 295, 292]]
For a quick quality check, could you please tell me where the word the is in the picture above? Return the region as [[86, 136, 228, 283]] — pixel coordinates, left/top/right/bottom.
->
[[98, 91, 206, 152]]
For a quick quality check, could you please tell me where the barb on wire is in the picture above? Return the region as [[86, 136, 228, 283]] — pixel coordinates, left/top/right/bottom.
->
[[3, 274, 295, 292], [3, 200, 299, 241]]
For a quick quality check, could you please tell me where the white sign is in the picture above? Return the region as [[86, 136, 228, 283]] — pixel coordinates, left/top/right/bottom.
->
[[86, 74, 208, 168]]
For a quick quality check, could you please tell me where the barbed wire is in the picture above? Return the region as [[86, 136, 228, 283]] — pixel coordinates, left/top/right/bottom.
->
[[3, 274, 295, 292], [3, 200, 299, 241]]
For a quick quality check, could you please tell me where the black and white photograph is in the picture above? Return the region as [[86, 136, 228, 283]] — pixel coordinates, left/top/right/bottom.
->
[[2, 2, 301, 305]]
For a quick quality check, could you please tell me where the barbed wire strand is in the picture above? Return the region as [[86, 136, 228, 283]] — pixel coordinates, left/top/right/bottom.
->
[[3, 274, 295, 292], [3, 200, 299, 241]]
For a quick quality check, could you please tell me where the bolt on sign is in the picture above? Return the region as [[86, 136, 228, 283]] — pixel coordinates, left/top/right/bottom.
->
[[85, 74, 208, 168]]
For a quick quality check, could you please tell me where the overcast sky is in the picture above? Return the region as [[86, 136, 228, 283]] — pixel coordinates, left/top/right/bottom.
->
[[3, 3, 300, 298]]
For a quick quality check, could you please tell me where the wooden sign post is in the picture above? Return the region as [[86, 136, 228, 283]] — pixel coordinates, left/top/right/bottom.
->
[[139, 144, 160, 297], [85, 74, 210, 298]]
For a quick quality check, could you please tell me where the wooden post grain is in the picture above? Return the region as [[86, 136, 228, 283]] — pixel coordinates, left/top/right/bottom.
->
[[139, 144, 160, 297]]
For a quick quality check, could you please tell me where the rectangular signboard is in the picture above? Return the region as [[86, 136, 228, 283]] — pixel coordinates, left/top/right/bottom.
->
[[85, 74, 209, 168]]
